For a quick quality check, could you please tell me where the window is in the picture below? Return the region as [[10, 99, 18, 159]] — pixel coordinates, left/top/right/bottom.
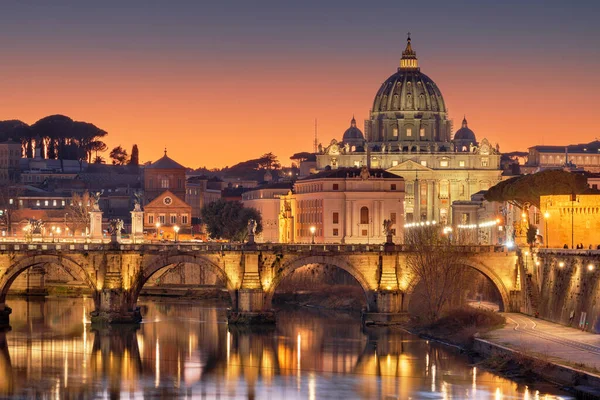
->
[[392, 160, 398, 167], [420, 160, 427, 167], [362, 229, 368, 236], [353, 161, 361, 167], [406, 128, 412, 137], [333, 183, 339, 190], [148, 215, 154, 224], [440, 160, 448, 167], [161, 178, 169, 188], [333, 229, 339, 236], [181, 214, 188, 224], [459, 160, 465, 167], [393, 127, 398, 137], [159, 215, 166, 224], [360, 206, 369, 224], [8, 199, 13, 205], [390, 213, 397, 223], [481, 158, 489, 167], [53, 200, 57, 206], [44, 200, 48, 206], [333, 212, 339, 224], [391, 184, 397, 191], [170, 214, 177, 224], [459, 184, 465, 196], [420, 128, 425, 137]]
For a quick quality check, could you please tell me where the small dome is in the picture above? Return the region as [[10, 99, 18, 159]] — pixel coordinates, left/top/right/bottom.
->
[[342, 117, 365, 145], [454, 117, 476, 141]]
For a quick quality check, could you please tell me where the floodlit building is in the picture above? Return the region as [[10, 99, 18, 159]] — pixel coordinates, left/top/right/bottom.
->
[[279, 167, 404, 244], [314, 36, 502, 224]]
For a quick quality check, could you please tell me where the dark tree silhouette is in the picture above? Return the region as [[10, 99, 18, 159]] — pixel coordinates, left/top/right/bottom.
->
[[109, 146, 128, 165], [129, 144, 139, 166], [201, 199, 262, 242]]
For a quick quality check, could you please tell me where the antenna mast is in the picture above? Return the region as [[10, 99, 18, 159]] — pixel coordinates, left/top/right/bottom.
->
[[313, 118, 318, 153]]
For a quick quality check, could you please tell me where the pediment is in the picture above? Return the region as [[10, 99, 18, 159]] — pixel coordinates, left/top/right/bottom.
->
[[145, 190, 189, 209], [386, 159, 433, 172]]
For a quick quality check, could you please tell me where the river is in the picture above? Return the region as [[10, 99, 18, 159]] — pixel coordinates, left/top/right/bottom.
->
[[0, 297, 572, 399]]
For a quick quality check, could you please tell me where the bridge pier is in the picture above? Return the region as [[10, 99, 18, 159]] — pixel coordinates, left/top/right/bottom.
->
[[227, 253, 275, 325], [90, 289, 141, 325], [362, 290, 409, 326], [0, 305, 11, 329]]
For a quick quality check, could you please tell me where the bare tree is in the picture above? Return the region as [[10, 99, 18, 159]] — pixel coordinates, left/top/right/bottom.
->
[[65, 192, 93, 236], [405, 225, 469, 323]]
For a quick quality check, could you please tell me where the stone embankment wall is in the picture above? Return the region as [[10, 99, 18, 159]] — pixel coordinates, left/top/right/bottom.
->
[[534, 250, 600, 333]]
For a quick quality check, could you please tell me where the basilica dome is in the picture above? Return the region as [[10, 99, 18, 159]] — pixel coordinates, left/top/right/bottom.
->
[[453, 117, 476, 141], [366, 36, 451, 145], [342, 117, 365, 146]]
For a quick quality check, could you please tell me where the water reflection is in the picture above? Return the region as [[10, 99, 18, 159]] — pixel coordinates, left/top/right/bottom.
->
[[1, 297, 572, 399]]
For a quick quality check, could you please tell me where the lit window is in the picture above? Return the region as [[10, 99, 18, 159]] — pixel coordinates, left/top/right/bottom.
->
[[420, 128, 425, 137], [440, 160, 448, 167], [61, 200, 65, 206], [161, 179, 169, 188], [148, 215, 154, 224], [9, 199, 13, 205], [44, 200, 48, 206], [420, 161, 427, 167], [354, 161, 361, 167], [170, 214, 177, 224], [181, 214, 188, 224], [53, 200, 57, 206], [459, 160, 466, 167], [406, 128, 412, 137], [393, 127, 398, 137], [481, 158, 489, 167], [392, 160, 398, 166]]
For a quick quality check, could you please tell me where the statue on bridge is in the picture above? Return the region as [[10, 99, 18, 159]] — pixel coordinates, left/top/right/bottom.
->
[[91, 191, 104, 211], [109, 219, 124, 243], [247, 219, 257, 245], [29, 219, 44, 235], [383, 219, 394, 245], [132, 190, 143, 212]]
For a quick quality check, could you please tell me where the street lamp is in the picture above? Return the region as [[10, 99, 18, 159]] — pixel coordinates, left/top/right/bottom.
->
[[310, 226, 316, 244], [174, 225, 180, 243], [544, 212, 550, 249], [155, 222, 161, 239]]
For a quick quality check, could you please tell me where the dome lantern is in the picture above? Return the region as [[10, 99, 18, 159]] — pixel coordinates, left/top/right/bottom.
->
[[400, 33, 419, 71]]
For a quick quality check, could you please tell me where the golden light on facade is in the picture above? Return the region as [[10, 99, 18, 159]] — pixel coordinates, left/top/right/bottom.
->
[[588, 263, 595, 272], [558, 261, 565, 268], [544, 212, 550, 219]]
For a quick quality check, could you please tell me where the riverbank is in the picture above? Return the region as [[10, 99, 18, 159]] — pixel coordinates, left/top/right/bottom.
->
[[394, 308, 600, 399]]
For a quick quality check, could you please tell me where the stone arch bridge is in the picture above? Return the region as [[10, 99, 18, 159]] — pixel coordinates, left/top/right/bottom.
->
[[0, 242, 519, 326]]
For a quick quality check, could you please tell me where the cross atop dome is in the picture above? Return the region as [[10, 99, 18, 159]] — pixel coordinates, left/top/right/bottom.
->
[[462, 115, 468, 128], [400, 33, 419, 71]]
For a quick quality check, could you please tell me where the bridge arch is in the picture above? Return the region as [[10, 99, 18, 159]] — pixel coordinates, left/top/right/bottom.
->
[[132, 254, 236, 308], [0, 254, 97, 303], [406, 259, 510, 313], [264, 255, 377, 311]]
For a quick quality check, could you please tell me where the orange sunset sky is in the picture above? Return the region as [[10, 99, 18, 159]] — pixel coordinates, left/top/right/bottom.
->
[[1, 1, 599, 169]]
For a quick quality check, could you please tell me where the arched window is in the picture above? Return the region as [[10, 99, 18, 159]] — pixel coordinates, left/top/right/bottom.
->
[[360, 207, 369, 224]]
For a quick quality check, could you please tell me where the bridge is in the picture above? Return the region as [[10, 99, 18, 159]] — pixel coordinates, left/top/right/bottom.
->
[[0, 242, 519, 327]]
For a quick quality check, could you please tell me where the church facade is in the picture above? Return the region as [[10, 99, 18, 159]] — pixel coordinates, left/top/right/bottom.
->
[[315, 36, 502, 224]]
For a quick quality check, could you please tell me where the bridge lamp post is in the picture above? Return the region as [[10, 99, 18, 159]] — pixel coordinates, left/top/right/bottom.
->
[[174, 225, 180, 243], [310, 226, 316, 244], [544, 212, 550, 249], [155, 222, 161, 239]]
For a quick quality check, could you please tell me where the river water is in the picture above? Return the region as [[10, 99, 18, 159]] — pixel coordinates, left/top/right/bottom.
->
[[0, 297, 572, 399]]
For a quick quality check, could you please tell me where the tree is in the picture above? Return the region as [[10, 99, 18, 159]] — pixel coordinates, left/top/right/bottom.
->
[[201, 199, 262, 242], [290, 151, 314, 164], [93, 155, 106, 164], [527, 225, 538, 246], [484, 170, 589, 209], [65, 192, 93, 236], [405, 225, 468, 323], [129, 144, 139, 166], [110, 146, 128, 165], [257, 152, 281, 170]]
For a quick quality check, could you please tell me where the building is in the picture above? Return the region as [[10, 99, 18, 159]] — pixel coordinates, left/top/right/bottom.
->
[[279, 167, 404, 244], [185, 176, 223, 221], [241, 182, 293, 243], [540, 194, 600, 249], [143, 190, 192, 239], [527, 140, 600, 173], [450, 191, 504, 245], [314, 36, 502, 224], [0, 139, 22, 184], [144, 150, 186, 203]]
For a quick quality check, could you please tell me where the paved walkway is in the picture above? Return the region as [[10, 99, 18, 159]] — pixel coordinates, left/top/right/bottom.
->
[[486, 313, 600, 371]]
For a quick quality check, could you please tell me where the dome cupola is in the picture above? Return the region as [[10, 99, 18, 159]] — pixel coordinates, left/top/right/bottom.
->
[[453, 116, 476, 141], [342, 116, 365, 147]]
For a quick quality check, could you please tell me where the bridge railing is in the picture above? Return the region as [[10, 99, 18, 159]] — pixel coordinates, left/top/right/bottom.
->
[[0, 241, 510, 254], [536, 248, 600, 256]]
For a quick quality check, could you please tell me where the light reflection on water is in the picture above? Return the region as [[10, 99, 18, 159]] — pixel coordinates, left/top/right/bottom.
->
[[0, 297, 573, 399]]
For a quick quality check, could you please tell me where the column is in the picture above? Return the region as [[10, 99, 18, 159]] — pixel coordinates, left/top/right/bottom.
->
[[89, 210, 103, 240], [345, 199, 352, 241], [130, 208, 144, 244], [427, 180, 434, 221]]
